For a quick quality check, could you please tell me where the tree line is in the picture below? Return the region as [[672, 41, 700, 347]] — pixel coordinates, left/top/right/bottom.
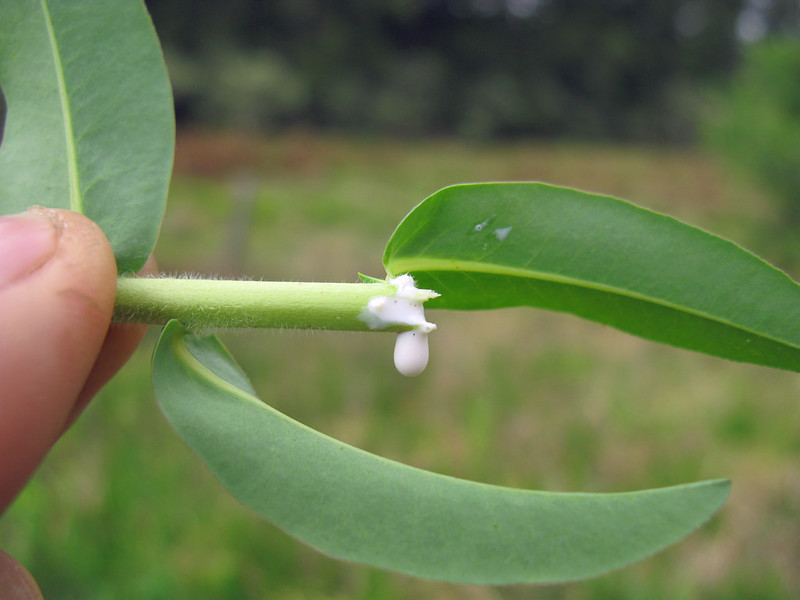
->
[[145, 0, 799, 141]]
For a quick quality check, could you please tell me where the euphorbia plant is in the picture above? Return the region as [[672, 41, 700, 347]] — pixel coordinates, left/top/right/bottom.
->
[[3, 0, 800, 588]]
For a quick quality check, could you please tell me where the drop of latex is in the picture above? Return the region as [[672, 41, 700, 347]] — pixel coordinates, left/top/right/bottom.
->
[[494, 226, 512, 241], [473, 219, 490, 232], [393, 330, 430, 377]]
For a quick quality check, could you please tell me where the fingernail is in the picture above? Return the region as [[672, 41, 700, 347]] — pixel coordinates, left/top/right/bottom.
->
[[0, 208, 60, 289]]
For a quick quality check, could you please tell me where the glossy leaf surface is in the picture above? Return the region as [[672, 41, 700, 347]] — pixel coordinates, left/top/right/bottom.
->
[[0, 1, 173, 273], [384, 183, 800, 372], [153, 320, 729, 584]]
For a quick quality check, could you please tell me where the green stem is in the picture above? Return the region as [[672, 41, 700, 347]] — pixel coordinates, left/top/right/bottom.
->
[[114, 277, 403, 332]]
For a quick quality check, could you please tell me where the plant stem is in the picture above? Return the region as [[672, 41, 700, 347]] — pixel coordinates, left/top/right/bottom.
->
[[114, 276, 405, 332]]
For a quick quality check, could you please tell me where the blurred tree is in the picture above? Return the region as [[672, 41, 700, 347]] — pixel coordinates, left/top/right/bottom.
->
[[704, 37, 800, 228], [144, 0, 796, 141]]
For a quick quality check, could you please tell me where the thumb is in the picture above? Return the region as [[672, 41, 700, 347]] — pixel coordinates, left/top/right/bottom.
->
[[0, 549, 43, 600], [0, 208, 118, 512]]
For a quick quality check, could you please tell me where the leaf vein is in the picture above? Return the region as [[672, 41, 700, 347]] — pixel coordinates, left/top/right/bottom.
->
[[40, 0, 81, 213]]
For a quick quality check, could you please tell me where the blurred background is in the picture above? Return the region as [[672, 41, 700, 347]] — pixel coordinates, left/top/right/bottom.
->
[[3, 0, 800, 598]]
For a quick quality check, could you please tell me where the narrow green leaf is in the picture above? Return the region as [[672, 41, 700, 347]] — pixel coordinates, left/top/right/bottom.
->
[[384, 183, 800, 372], [152, 320, 729, 584], [0, 1, 174, 273], [358, 272, 387, 284]]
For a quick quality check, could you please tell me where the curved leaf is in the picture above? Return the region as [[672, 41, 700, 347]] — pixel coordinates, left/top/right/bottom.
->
[[152, 320, 729, 584], [384, 183, 800, 372], [0, 1, 173, 273]]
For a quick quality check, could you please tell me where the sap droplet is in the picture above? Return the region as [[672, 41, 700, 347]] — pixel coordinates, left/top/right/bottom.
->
[[494, 226, 512, 241], [472, 219, 491, 232], [360, 275, 437, 376], [394, 330, 429, 377], [360, 275, 438, 331]]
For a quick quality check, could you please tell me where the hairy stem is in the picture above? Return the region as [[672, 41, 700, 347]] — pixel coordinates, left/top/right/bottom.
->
[[113, 276, 406, 332]]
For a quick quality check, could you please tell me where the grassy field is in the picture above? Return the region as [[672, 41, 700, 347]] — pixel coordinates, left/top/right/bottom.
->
[[2, 132, 800, 599]]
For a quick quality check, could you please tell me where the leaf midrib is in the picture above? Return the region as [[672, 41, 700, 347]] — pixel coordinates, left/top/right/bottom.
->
[[41, 0, 81, 213], [388, 256, 800, 352]]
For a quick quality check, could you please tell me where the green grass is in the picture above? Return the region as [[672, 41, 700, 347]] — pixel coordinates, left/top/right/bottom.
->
[[3, 133, 800, 599]]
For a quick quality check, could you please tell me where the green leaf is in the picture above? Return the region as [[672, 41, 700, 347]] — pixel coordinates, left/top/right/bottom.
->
[[152, 320, 729, 584], [0, 1, 174, 273], [384, 183, 800, 372], [357, 272, 386, 284]]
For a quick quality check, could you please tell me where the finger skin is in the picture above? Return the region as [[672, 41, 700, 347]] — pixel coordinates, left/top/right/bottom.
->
[[0, 550, 43, 600], [0, 210, 155, 595], [65, 255, 157, 429], [0, 209, 116, 511]]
